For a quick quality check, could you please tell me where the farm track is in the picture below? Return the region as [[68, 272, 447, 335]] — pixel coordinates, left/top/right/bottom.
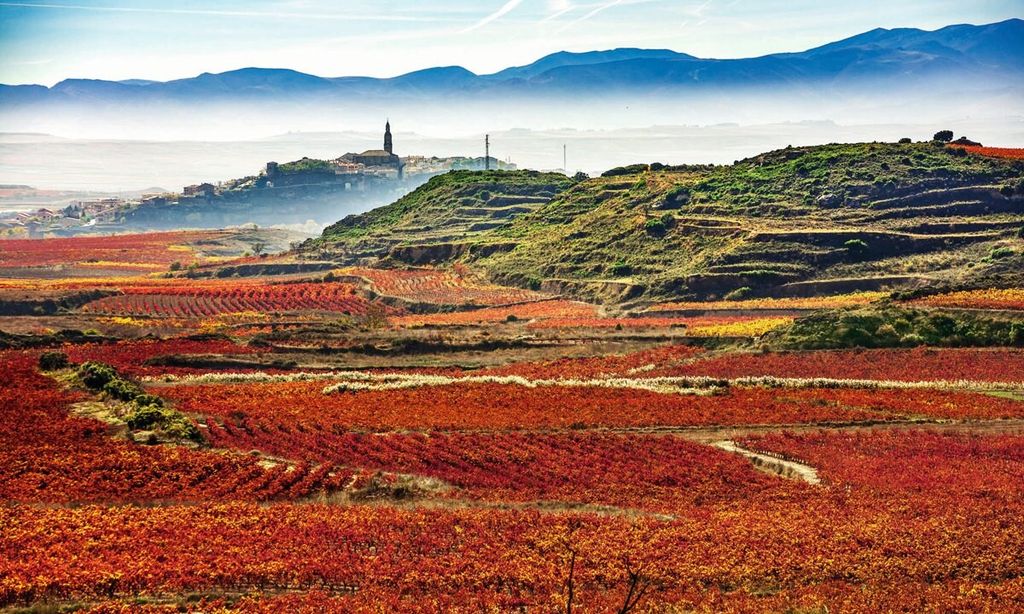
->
[[713, 440, 820, 484]]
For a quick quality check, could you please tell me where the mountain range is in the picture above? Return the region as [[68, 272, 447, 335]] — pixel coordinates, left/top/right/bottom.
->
[[3, 19, 1021, 106]]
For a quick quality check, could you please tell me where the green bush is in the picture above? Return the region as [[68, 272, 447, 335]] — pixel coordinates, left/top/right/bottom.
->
[[933, 130, 954, 142], [102, 378, 146, 402], [38, 351, 69, 371], [989, 246, 1016, 260], [77, 362, 118, 389], [610, 260, 632, 276], [644, 218, 667, 235], [125, 403, 164, 430], [724, 287, 751, 301]]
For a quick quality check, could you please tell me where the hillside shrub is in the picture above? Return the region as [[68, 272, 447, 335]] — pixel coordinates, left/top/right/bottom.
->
[[601, 164, 648, 177], [77, 362, 117, 389], [933, 130, 954, 142], [610, 261, 632, 276], [645, 218, 667, 235], [724, 287, 752, 301], [898, 137, 912, 144], [102, 378, 146, 402], [844, 239, 869, 259], [38, 351, 69, 371], [989, 246, 1016, 260]]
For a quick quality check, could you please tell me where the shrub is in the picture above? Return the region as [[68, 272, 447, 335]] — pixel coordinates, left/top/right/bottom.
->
[[644, 218, 667, 235], [898, 137, 912, 144], [989, 246, 1016, 260], [572, 171, 590, 182], [169, 261, 182, 272], [610, 261, 632, 276], [844, 239, 869, 259], [102, 378, 145, 402], [77, 362, 117, 389], [38, 351, 69, 371], [724, 287, 751, 301], [933, 130, 954, 142], [125, 403, 164, 430], [661, 186, 691, 209]]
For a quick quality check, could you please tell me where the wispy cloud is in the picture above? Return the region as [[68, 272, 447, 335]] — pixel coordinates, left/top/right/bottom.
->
[[460, 0, 524, 33], [556, 0, 625, 31], [0, 2, 457, 22], [541, 2, 577, 23]]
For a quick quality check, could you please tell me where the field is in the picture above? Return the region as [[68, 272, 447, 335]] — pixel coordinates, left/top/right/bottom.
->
[[3, 149, 1024, 613]]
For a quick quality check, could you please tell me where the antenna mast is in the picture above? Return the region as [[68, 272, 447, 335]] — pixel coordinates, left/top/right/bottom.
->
[[563, 144, 567, 175], [485, 134, 490, 170]]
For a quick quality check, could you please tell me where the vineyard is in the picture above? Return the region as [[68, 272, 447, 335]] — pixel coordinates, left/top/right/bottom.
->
[[80, 282, 390, 318], [2, 140, 1024, 611], [342, 266, 551, 306], [0, 230, 221, 271], [955, 145, 1024, 160], [910, 288, 1024, 310]]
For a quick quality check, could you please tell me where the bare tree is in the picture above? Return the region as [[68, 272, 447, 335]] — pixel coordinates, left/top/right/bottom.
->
[[617, 558, 653, 614]]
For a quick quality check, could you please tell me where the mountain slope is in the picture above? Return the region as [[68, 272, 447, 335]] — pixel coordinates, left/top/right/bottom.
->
[[310, 142, 1024, 304]]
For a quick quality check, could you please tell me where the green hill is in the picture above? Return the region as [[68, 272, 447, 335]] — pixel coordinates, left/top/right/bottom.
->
[[311, 170, 574, 263], [309, 142, 1024, 303]]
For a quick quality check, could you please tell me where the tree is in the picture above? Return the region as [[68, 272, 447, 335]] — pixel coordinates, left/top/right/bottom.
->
[[572, 171, 590, 182], [617, 558, 654, 614], [252, 242, 266, 257], [933, 130, 954, 143]]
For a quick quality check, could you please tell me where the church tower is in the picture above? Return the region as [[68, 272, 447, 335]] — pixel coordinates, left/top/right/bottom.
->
[[384, 120, 393, 155]]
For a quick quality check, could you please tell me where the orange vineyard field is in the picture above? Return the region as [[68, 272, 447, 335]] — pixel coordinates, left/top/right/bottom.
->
[[2, 227, 1024, 613]]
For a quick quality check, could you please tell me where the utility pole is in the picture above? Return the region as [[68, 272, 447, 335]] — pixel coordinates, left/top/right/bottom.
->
[[563, 144, 567, 175], [485, 134, 490, 170]]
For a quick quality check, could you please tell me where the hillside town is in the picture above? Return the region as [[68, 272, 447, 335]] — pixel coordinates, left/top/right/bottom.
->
[[1, 123, 515, 236]]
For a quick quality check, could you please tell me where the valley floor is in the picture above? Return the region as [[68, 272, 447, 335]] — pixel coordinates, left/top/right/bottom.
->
[[2, 229, 1024, 613]]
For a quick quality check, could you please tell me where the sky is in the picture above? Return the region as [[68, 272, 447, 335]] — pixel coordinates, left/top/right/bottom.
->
[[0, 0, 1022, 85]]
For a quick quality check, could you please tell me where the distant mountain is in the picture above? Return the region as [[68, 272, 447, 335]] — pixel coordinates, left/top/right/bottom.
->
[[484, 48, 692, 81], [1, 19, 1021, 107]]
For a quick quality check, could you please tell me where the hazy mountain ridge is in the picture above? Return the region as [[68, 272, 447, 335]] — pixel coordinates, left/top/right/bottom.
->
[[3, 19, 1020, 104]]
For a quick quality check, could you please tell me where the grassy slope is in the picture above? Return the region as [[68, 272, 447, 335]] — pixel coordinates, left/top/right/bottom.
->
[[314, 170, 573, 260], [470, 142, 1024, 302], [309, 143, 1024, 303]]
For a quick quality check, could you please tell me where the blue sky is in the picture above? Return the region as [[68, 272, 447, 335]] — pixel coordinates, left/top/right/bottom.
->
[[1, 0, 1022, 85]]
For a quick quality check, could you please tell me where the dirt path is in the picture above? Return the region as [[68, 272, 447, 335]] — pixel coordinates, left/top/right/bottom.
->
[[582, 418, 1024, 441], [712, 440, 820, 485]]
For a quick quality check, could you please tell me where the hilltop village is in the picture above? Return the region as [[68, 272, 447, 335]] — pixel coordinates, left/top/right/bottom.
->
[[1, 123, 515, 236]]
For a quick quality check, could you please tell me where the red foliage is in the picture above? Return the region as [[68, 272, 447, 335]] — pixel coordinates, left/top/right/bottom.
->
[[742, 430, 1024, 498], [0, 351, 347, 503], [0, 231, 217, 270], [204, 428, 800, 510], [954, 145, 1024, 160], [159, 380, 1024, 434], [658, 347, 1024, 382], [62, 338, 261, 376], [346, 267, 549, 306], [478, 344, 703, 378], [81, 281, 394, 317]]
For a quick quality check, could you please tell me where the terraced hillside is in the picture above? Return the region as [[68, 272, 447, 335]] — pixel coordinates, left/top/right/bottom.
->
[[310, 170, 574, 264], [312, 142, 1024, 304]]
